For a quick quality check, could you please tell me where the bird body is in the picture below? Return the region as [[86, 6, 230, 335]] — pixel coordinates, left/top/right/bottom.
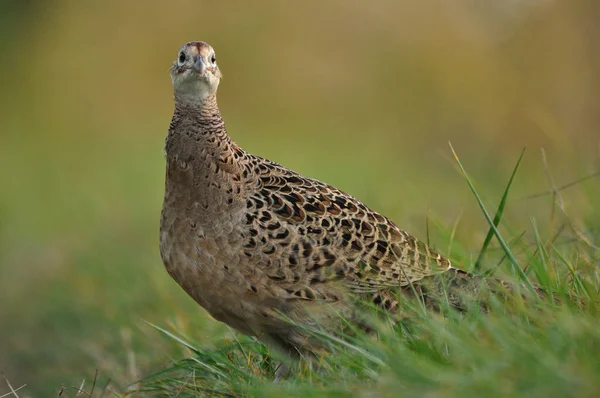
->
[[161, 41, 480, 357]]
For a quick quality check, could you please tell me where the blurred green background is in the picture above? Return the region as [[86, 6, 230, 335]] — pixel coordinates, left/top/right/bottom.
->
[[0, 0, 598, 395]]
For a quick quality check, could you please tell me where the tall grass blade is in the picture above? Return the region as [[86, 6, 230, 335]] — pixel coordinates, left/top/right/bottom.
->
[[449, 143, 535, 293], [473, 148, 525, 272], [530, 217, 552, 288]]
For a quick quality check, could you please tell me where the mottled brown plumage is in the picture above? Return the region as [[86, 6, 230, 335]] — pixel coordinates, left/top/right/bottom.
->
[[160, 41, 504, 359]]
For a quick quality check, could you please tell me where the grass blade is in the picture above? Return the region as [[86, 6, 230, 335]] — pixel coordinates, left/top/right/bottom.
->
[[530, 217, 552, 288], [473, 148, 525, 272], [142, 320, 203, 356], [449, 143, 535, 293]]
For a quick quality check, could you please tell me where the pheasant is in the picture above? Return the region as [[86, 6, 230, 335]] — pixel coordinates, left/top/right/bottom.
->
[[160, 41, 519, 362]]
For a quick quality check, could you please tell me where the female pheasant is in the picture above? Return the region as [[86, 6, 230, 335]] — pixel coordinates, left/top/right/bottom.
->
[[160, 41, 504, 361]]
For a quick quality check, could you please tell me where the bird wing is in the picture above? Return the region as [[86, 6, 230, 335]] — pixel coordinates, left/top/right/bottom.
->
[[242, 156, 451, 299]]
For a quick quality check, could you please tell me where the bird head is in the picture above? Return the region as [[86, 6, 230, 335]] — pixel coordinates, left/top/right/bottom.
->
[[170, 41, 222, 102]]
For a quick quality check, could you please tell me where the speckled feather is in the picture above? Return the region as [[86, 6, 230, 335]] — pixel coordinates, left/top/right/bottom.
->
[[160, 41, 507, 356]]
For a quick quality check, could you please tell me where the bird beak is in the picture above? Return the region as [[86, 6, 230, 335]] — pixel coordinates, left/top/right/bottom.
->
[[193, 56, 206, 75]]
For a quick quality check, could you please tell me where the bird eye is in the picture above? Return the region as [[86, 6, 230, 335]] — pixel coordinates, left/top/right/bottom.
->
[[178, 52, 187, 65], [211, 54, 216, 64]]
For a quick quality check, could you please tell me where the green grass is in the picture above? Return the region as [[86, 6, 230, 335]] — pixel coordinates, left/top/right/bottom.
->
[[133, 299, 599, 398], [35, 147, 598, 398]]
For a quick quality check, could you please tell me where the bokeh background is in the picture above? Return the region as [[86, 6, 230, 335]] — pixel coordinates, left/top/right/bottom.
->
[[1, 0, 599, 395]]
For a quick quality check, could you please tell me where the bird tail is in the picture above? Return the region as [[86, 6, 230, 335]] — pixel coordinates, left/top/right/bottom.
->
[[402, 267, 547, 312]]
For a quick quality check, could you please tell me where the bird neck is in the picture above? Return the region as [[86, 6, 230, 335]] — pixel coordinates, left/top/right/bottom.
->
[[167, 93, 236, 159], [173, 92, 221, 121], [166, 93, 243, 184]]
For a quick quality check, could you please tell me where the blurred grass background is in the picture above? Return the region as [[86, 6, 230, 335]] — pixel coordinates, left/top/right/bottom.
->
[[0, 0, 599, 395]]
